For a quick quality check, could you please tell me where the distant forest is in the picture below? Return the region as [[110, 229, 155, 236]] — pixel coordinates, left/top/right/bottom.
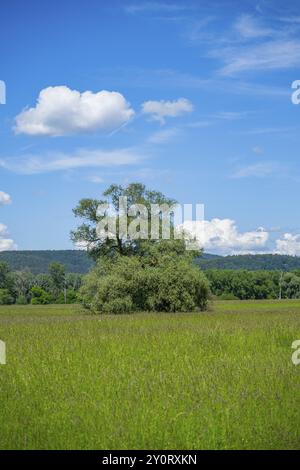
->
[[0, 250, 94, 274], [195, 254, 300, 271], [0, 250, 300, 274]]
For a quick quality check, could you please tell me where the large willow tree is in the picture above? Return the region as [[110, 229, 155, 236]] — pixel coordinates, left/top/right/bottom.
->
[[71, 182, 183, 260]]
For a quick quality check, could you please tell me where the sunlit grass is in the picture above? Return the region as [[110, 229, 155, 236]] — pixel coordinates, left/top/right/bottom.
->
[[0, 301, 299, 449]]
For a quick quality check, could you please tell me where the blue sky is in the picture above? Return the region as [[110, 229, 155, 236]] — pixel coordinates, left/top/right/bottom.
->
[[0, 0, 300, 255]]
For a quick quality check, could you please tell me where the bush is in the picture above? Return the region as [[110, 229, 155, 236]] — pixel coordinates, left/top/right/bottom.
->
[[15, 295, 28, 305], [0, 288, 14, 305], [55, 289, 79, 304], [80, 252, 210, 314], [30, 286, 52, 305]]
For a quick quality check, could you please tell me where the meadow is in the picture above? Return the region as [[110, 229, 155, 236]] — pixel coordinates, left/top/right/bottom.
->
[[0, 300, 299, 450]]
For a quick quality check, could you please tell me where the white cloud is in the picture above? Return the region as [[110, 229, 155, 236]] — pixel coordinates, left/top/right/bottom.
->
[[275, 233, 300, 256], [216, 40, 300, 76], [87, 175, 104, 184], [14, 86, 135, 136], [142, 98, 193, 124], [234, 14, 274, 39], [0, 224, 16, 251], [125, 2, 187, 14], [232, 162, 279, 178], [0, 148, 143, 174], [0, 239, 16, 251], [147, 127, 180, 144], [0, 191, 11, 206], [181, 218, 269, 255], [213, 111, 248, 120], [242, 126, 296, 135]]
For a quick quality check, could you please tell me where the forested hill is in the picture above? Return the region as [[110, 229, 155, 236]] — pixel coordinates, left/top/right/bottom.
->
[[0, 250, 94, 274], [0, 250, 300, 274], [195, 254, 300, 271]]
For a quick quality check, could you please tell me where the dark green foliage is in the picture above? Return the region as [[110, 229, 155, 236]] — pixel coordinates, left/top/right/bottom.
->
[[48, 262, 66, 298], [12, 270, 35, 303], [15, 295, 28, 305], [0, 262, 14, 293], [0, 288, 14, 305], [281, 273, 300, 299], [0, 260, 83, 305], [195, 254, 300, 271], [206, 269, 283, 300], [55, 289, 78, 304], [0, 250, 93, 274], [0, 262, 11, 287], [1, 250, 300, 274]]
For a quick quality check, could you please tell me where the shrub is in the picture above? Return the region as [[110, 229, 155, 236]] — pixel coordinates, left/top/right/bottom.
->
[[55, 289, 79, 304], [30, 286, 52, 305], [0, 288, 14, 305], [80, 253, 210, 314], [15, 295, 28, 305]]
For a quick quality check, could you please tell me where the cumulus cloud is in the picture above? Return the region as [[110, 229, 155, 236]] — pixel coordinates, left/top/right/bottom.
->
[[0, 148, 143, 174], [0, 191, 11, 206], [180, 218, 269, 255], [142, 98, 193, 124], [14, 86, 135, 136], [0, 223, 16, 251], [275, 233, 300, 256]]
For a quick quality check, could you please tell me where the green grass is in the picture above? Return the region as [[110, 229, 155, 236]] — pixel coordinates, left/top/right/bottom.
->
[[0, 300, 299, 450]]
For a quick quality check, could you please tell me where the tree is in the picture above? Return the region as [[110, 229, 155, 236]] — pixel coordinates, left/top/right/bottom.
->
[[205, 269, 280, 300], [71, 183, 177, 260], [0, 262, 10, 288], [0, 262, 14, 294], [74, 182, 209, 313], [66, 273, 83, 291], [0, 289, 14, 305], [282, 273, 300, 299], [48, 262, 66, 299], [80, 242, 210, 313], [12, 270, 35, 303], [35, 273, 53, 292]]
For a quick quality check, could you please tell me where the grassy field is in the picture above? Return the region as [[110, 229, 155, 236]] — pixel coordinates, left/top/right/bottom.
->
[[0, 300, 299, 450]]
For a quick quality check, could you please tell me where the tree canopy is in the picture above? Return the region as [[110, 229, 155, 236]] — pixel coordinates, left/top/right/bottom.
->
[[71, 182, 181, 260]]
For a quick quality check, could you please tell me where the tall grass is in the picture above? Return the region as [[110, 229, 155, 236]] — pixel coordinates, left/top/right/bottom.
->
[[0, 301, 299, 449]]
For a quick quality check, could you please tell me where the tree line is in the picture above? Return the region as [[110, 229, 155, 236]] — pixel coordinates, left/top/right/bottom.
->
[[1, 260, 300, 306], [0, 261, 82, 305], [195, 254, 300, 271], [205, 269, 300, 300]]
